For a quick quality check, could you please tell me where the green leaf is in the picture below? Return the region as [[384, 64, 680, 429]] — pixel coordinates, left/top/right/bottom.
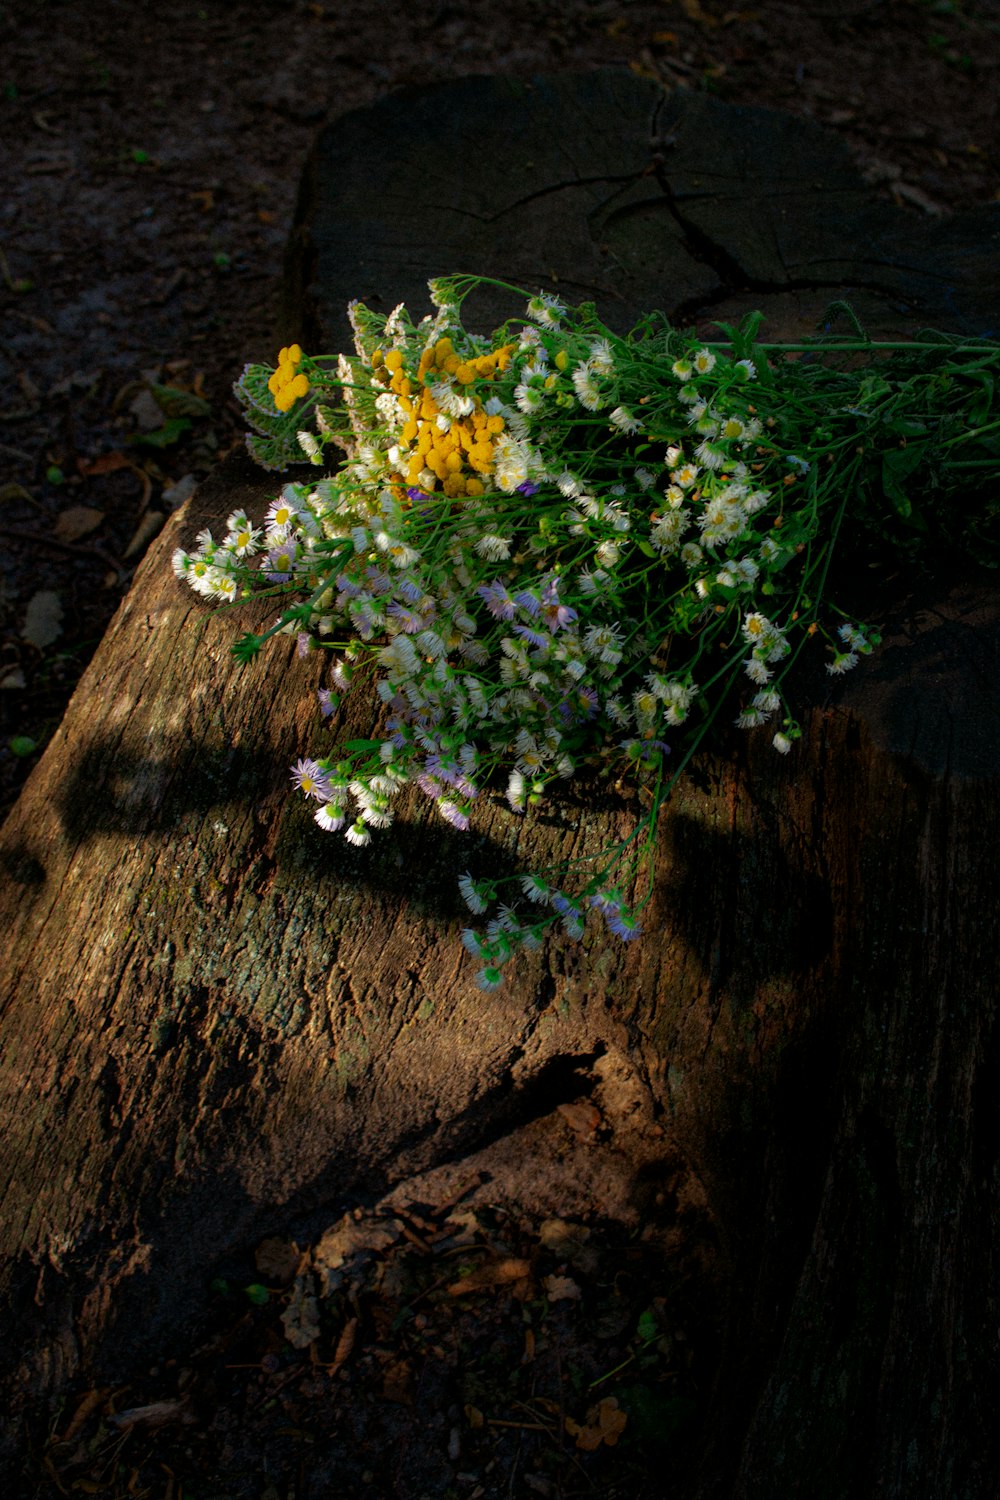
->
[[885, 417, 927, 439], [636, 1309, 659, 1343], [344, 737, 383, 754], [127, 417, 192, 448], [637, 540, 657, 559], [232, 633, 262, 665], [244, 1283, 270, 1306], [737, 309, 765, 349], [617, 1384, 698, 1443], [8, 736, 37, 757], [712, 310, 764, 361], [881, 442, 928, 519], [967, 370, 995, 426], [150, 382, 212, 419], [710, 319, 738, 344]]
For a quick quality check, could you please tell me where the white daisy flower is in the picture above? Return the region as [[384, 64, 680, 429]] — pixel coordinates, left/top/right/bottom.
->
[[588, 338, 615, 375], [572, 365, 602, 411], [458, 873, 489, 913], [609, 406, 642, 435]]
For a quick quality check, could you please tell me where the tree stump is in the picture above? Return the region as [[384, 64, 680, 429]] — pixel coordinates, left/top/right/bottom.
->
[[1, 72, 998, 1496]]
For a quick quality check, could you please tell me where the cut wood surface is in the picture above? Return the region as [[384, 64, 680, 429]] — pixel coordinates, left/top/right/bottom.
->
[[1, 72, 998, 1497], [288, 71, 1000, 346]]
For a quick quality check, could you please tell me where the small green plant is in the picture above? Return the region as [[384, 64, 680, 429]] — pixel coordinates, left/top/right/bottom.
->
[[173, 276, 1000, 985]]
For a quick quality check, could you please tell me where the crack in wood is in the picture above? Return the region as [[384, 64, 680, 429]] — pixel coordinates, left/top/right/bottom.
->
[[645, 92, 920, 323]]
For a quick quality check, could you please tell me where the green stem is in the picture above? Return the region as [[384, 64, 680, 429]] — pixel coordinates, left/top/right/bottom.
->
[[232, 540, 353, 661]]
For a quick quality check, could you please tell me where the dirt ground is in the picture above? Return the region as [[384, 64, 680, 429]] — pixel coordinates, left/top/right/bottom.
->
[[2, 2, 999, 1495]]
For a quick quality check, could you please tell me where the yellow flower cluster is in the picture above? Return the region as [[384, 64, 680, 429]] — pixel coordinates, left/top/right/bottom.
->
[[268, 344, 310, 413], [373, 335, 516, 498]]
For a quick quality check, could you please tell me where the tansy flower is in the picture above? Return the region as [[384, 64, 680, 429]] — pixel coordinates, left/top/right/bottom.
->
[[268, 344, 310, 413]]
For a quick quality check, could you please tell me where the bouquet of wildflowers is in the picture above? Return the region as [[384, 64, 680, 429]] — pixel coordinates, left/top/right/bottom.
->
[[173, 276, 999, 987]]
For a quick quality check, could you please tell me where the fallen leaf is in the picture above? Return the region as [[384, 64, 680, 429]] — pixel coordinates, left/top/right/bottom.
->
[[0, 482, 36, 504], [162, 473, 197, 509], [376, 1258, 411, 1297], [255, 1236, 302, 1283], [123, 510, 165, 558], [129, 388, 165, 431], [58, 1386, 112, 1443], [311, 1212, 402, 1294], [565, 1396, 627, 1451], [538, 1218, 598, 1271], [21, 590, 63, 648], [680, 0, 719, 25], [544, 1274, 582, 1303], [380, 1356, 413, 1404], [0, 668, 27, 690], [18, 371, 40, 405], [893, 181, 945, 216], [446, 1256, 531, 1296], [557, 1100, 602, 1138], [54, 504, 104, 542], [281, 1273, 320, 1349], [329, 1315, 358, 1375], [77, 451, 131, 476], [50, 369, 103, 399], [108, 1399, 195, 1432]]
